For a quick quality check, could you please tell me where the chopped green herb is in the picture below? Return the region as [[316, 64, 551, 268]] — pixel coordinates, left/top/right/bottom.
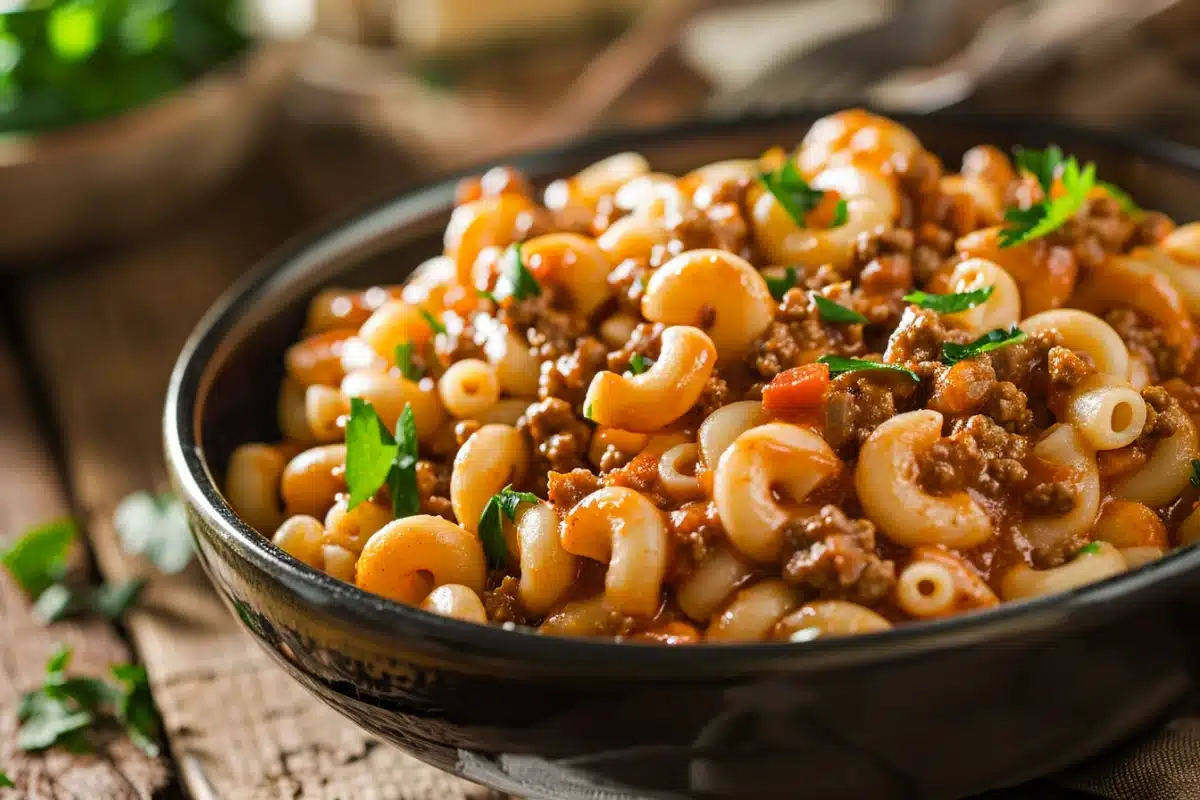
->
[[419, 309, 447, 336], [476, 288, 498, 303], [903, 286, 994, 314], [1, 518, 75, 598], [764, 266, 799, 301], [393, 342, 423, 381], [584, 402, 593, 420], [0, 769, 12, 788], [1190, 459, 1200, 488], [628, 353, 650, 375], [477, 485, 539, 570], [832, 198, 849, 227], [496, 243, 542, 302], [759, 162, 824, 226], [389, 405, 421, 519], [112, 664, 160, 757], [1099, 180, 1139, 215], [1001, 148, 1095, 247], [344, 399, 400, 509], [813, 294, 868, 324], [114, 491, 192, 574], [942, 326, 1028, 365], [1077, 541, 1105, 556], [17, 645, 160, 757], [816, 355, 919, 382]]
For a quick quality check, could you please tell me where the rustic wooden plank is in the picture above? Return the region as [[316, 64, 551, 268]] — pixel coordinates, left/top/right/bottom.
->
[[14, 159, 493, 800], [0, 328, 171, 798]]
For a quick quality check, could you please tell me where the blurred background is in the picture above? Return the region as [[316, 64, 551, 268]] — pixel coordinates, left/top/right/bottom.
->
[[1, 0, 1199, 256]]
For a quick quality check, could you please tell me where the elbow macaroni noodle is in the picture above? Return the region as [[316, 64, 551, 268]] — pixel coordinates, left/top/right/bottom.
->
[[225, 109, 1200, 643]]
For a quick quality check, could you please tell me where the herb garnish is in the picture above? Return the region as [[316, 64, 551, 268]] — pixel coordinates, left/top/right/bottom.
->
[[114, 491, 193, 574], [941, 326, 1027, 365], [764, 266, 799, 301], [903, 286, 994, 314], [394, 342, 423, 381], [477, 485, 539, 569], [1001, 147, 1095, 247], [832, 198, 849, 227], [628, 353, 650, 375], [17, 646, 160, 757], [344, 399, 419, 518], [813, 295, 867, 324], [496, 242, 543, 302], [816, 355, 919, 382], [1077, 541, 1105, 556], [1190, 459, 1200, 488], [419, 309, 446, 336], [759, 162, 847, 229]]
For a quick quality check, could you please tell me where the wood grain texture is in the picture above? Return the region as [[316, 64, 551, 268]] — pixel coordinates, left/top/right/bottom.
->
[[0, 334, 170, 798], [13, 159, 491, 799]]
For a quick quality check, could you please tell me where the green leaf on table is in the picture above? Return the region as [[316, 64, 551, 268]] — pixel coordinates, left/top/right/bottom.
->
[[32, 583, 76, 623], [17, 690, 93, 751], [0, 769, 12, 787], [114, 491, 193, 574], [112, 664, 160, 758], [1, 518, 76, 598], [88, 579, 147, 620]]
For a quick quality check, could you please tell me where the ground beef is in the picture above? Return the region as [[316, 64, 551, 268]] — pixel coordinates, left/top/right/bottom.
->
[[520, 398, 592, 476], [983, 381, 1035, 433], [693, 375, 732, 418], [607, 322, 664, 373], [1139, 385, 1179, 441], [1053, 197, 1138, 269], [853, 226, 915, 268], [483, 575, 534, 626], [927, 358, 995, 417], [540, 336, 607, 408], [670, 202, 751, 259], [500, 286, 589, 362], [606, 257, 655, 315], [416, 460, 454, 520], [750, 284, 867, 378], [666, 500, 726, 581], [547, 468, 602, 511], [1023, 482, 1075, 516], [986, 329, 1060, 395], [778, 506, 896, 606], [918, 415, 1031, 499], [1047, 345, 1095, 389], [435, 319, 487, 364], [1104, 307, 1186, 381], [824, 372, 910, 459], [603, 450, 666, 504], [884, 307, 951, 365]]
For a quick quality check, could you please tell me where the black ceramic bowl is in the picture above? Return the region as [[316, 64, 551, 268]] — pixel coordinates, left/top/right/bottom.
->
[[165, 111, 1200, 800]]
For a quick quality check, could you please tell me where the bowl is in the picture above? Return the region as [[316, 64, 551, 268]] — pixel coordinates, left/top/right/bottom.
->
[[164, 110, 1200, 800], [0, 43, 294, 264]]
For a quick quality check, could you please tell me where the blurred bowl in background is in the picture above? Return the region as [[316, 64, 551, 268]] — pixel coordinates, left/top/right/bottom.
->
[[0, 42, 294, 266]]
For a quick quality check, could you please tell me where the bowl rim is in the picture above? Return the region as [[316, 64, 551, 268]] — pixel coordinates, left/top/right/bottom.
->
[[165, 108, 1200, 676]]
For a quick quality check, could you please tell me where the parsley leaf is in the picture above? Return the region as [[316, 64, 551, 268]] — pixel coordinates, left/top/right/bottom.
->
[[477, 288, 498, 303], [419, 309, 446, 336], [389, 405, 421, 519], [628, 353, 650, 375], [759, 162, 824, 226], [816, 355, 919, 382], [1099, 180, 1139, 215], [114, 492, 192, 574], [1190, 459, 1200, 488], [1000, 151, 1095, 247], [112, 664, 160, 757], [1, 518, 75, 597], [1077, 541, 1105, 556], [1013, 145, 1064, 194], [0, 770, 12, 788], [764, 266, 799, 301], [477, 485, 538, 570], [813, 295, 867, 324], [832, 198, 848, 227], [393, 342, 423, 381], [903, 286, 994, 314], [344, 398, 399, 509], [496, 243, 542, 302], [942, 326, 1028, 365], [583, 402, 593, 420]]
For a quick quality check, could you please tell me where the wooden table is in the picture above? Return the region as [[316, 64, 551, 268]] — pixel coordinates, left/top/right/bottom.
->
[[0, 117, 1103, 799]]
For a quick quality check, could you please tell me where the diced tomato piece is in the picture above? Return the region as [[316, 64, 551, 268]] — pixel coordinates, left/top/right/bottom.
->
[[762, 363, 831, 410]]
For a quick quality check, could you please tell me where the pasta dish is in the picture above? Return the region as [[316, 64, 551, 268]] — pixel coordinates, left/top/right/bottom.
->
[[223, 109, 1200, 643]]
